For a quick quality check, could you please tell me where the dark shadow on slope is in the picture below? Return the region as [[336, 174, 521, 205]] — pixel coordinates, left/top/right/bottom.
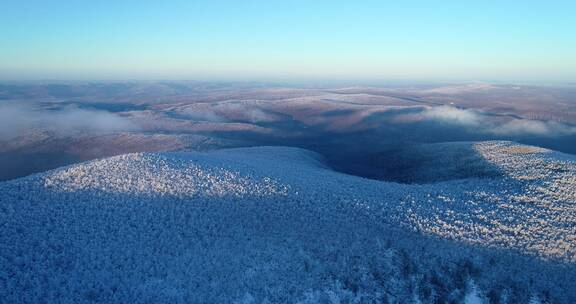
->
[[0, 152, 79, 182], [200, 117, 506, 184], [340, 142, 503, 184]]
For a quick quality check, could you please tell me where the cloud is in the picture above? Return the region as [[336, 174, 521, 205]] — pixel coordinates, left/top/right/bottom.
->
[[490, 119, 576, 136], [0, 103, 137, 140], [179, 107, 224, 122], [398, 105, 576, 137], [212, 102, 277, 123], [420, 106, 482, 126], [179, 102, 278, 124]]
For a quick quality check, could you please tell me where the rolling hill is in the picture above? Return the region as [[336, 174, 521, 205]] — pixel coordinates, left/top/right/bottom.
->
[[1, 141, 575, 303]]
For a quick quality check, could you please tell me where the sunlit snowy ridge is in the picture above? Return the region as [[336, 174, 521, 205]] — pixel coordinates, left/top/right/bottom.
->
[[1, 141, 575, 303], [43, 153, 291, 198]]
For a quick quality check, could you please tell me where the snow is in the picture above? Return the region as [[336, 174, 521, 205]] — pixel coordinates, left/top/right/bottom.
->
[[463, 281, 485, 304], [1, 141, 575, 303]]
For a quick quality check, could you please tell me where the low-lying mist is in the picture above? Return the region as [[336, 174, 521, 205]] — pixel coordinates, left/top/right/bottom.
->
[[191, 104, 576, 184], [0, 102, 136, 140], [1, 82, 575, 182]]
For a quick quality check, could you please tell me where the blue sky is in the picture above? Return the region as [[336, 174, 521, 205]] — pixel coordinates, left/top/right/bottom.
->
[[0, 0, 574, 82]]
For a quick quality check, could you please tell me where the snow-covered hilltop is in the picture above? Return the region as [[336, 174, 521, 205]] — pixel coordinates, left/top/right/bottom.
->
[[1, 141, 575, 303]]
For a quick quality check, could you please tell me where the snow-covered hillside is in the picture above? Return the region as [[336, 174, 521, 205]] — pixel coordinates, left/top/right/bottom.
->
[[1, 141, 575, 303]]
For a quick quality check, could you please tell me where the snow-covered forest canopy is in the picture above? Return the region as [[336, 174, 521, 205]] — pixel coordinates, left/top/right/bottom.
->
[[1, 141, 575, 303]]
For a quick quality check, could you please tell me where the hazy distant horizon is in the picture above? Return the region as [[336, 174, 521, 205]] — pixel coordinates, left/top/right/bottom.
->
[[1, 78, 575, 89], [1, 69, 574, 85]]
